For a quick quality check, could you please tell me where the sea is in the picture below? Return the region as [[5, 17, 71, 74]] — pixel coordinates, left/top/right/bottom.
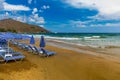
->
[[33, 33, 120, 48]]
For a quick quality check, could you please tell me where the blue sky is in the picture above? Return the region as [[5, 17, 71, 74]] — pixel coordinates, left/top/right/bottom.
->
[[0, 0, 120, 33]]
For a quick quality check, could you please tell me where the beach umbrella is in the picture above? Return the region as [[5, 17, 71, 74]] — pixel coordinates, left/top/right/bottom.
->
[[0, 39, 6, 47], [30, 35, 35, 45], [12, 33, 30, 40], [12, 34, 23, 39], [22, 35, 30, 40], [40, 36, 46, 48], [4, 33, 15, 40], [1, 33, 15, 54]]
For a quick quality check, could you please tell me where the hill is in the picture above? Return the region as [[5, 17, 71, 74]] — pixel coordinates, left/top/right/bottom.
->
[[0, 19, 50, 33]]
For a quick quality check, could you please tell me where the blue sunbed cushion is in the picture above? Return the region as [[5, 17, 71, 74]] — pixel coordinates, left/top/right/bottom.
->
[[13, 52, 22, 55], [41, 48, 56, 56], [12, 55, 25, 59], [4, 56, 14, 61], [5, 55, 25, 61], [46, 51, 55, 55]]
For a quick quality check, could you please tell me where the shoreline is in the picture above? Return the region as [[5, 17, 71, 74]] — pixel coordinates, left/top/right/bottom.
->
[[46, 39, 120, 62], [1, 39, 120, 80]]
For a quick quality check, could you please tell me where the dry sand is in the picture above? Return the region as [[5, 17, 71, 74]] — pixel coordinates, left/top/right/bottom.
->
[[1, 39, 120, 80]]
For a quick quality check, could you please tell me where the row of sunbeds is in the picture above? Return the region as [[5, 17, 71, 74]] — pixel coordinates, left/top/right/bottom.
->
[[10, 40, 56, 57]]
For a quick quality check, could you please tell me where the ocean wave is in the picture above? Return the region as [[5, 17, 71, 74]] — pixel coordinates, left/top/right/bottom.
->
[[33, 35, 102, 41], [45, 36, 80, 40], [33, 34, 120, 47], [32, 35, 81, 40]]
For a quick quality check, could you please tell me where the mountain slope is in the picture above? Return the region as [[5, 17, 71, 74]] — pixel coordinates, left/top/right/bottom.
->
[[0, 19, 50, 33]]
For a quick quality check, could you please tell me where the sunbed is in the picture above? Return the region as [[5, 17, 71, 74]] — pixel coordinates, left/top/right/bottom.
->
[[0, 53, 25, 63], [33, 46, 56, 57], [33, 46, 41, 54], [41, 48, 56, 57], [26, 45, 36, 53]]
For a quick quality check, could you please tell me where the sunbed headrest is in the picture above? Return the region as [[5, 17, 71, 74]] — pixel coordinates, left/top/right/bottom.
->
[[4, 54, 12, 58]]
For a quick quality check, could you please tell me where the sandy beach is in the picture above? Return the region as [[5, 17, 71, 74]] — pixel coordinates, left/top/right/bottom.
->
[[1, 39, 120, 80]]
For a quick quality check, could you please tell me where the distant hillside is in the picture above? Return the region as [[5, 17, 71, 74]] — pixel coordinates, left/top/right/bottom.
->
[[0, 19, 50, 33]]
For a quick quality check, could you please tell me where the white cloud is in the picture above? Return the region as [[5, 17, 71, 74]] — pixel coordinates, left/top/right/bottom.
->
[[33, 14, 45, 24], [91, 23, 120, 27], [0, 12, 10, 20], [36, 17, 45, 24], [39, 10, 43, 13], [11, 15, 27, 23], [65, 0, 120, 19], [15, 16, 24, 22], [29, 18, 35, 22], [39, 25, 44, 27], [34, 14, 39, 19], [29, 13, 45, 24], [0, 0, 4, 10], [5, 12, 9, 16], [70, 21, 86, 27], [68, 20, 120, 28], [69, 20, 93, 28], [32, 8, 38, 14], [42, 5, 50, 9], [3, 2, 30, 11], [12, 14, 45, 25], [89, 13, 120, 20], [28, 0, 32, 4], [0, 0, 30, 11]]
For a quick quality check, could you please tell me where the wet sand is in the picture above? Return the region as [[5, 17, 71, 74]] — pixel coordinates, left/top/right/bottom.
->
[[1, 39, 120, 80]]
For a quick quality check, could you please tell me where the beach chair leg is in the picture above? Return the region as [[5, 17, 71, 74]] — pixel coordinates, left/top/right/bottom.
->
[[14, 59, 16, 62], [21, 58, 23, 61], [45, 55, 49, 57], [5, 60, 8, 64]]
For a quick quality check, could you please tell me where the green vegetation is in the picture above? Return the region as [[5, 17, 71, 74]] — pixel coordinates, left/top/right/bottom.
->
[[0, 28, 6, 32], [0, 28, 17, 33]]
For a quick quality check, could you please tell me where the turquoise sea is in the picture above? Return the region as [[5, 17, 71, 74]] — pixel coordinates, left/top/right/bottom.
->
[[34, 33, 120, 47]]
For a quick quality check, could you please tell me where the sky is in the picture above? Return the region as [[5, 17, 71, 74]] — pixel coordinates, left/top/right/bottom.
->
[[0, 0, 120, 33]]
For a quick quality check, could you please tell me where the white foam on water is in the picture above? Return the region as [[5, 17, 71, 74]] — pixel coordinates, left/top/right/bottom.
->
[[46, 36, 80, 40], [31, 34, 120, 48]]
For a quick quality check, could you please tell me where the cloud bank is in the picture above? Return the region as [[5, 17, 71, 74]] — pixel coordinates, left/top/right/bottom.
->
[[65, 0, 120, 19], [3, 2, 30, 11]]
